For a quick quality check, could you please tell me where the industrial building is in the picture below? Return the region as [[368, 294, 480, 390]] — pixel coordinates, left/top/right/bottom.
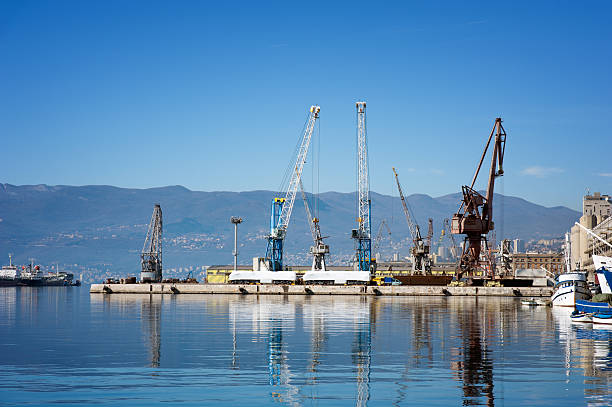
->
[[570, 192, 612, 272]]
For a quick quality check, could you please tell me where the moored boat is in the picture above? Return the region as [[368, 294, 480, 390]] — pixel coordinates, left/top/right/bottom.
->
[[570, 310, 593, 323], [551, 271, 591, 307], [593, 313, 612, 325], [576, 299, 612, 314]]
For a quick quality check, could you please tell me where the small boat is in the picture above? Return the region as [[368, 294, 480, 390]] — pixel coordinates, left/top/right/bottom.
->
[[570, 310, 593, 323], [521, 298, 547, 306], [593, 313, 612, 325]]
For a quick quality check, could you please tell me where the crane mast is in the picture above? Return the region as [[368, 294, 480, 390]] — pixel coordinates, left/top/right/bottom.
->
[[352, 101, 373, 273], [141, 204, 163, 283], [265, 105, 320, 272], [451, 117, 506, 279], [392, 167, 430, 273]]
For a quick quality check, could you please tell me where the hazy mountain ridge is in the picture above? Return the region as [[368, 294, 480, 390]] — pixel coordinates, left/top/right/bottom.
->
[[0, 183, 580, 279]]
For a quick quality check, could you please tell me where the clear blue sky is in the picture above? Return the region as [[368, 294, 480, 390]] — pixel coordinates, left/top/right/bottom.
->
[[1, 1, 611, 210]]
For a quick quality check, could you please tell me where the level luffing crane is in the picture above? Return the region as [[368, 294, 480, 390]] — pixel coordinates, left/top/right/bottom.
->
[[392, 167, 431, 274], [451, 117, 506, 280], [141, 204, 163, 283], [299, 178, 329, 272], [352, 102, 375, 274], [229, 106, 320, 284]]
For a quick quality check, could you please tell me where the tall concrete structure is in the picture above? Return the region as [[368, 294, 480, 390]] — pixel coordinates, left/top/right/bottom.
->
[[570, 192, 612, 271], [512, 239, 525, 254]]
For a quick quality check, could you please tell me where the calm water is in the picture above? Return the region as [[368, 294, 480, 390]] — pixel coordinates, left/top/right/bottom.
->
[[0, 287, 611, 406]]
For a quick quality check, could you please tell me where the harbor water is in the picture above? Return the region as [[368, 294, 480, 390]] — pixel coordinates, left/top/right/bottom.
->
[[0, 286, 611, 406]]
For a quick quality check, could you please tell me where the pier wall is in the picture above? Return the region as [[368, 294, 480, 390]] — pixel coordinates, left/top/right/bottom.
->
[[90, 283, 552, 297]]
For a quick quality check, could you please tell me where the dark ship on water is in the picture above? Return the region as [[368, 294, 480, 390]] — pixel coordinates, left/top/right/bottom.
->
[[0, 255, 80, 287]]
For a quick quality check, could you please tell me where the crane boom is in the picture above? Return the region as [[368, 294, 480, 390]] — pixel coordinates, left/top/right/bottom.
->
[[277, 106, 320, 235], [265, 105, 320, 272], [392, 167, 423, 244]]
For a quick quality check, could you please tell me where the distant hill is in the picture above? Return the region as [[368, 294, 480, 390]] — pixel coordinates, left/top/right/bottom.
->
[[0, 183, 580, 280]]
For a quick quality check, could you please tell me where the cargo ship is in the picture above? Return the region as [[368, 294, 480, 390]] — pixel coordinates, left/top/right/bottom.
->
[[0, 256, 80, 287]]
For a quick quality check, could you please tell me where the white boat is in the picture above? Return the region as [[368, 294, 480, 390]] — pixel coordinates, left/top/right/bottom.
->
[[551, 271, 591, 307], [570, 310, 593, 323], [593, 313, 612, 325]]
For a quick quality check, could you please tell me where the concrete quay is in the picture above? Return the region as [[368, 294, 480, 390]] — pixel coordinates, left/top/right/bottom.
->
[[89, 283, 553, 297]]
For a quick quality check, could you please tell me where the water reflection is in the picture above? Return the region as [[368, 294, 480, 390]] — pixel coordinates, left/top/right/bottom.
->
[[141, 295, 161, 367], [4, 292, 604, 405], [451, 299, 494, 406]]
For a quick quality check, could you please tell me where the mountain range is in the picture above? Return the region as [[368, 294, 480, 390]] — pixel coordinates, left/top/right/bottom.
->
[[0, 183, 580, 281]]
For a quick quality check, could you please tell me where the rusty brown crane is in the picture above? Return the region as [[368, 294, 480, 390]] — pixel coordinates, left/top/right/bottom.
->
[[451, 118, 506, 279]]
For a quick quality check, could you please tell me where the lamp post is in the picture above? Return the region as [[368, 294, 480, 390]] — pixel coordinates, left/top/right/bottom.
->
[[230, 217, 243, 272]]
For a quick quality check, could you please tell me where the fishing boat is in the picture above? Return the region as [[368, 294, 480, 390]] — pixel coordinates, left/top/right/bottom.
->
[[551, 271, 591, 307], [551, 232, 592, 306]]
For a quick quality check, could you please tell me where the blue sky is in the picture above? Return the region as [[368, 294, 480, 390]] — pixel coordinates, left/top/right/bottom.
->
[[1, 1, 611, 210]]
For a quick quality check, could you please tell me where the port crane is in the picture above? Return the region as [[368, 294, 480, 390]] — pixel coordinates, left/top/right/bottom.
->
[[451, 117, 506, 279], [392, 167, 431, 274], [265, 105, 320, 272], [229, 105, 320, 284], [299, 179, 329, 272], [352, 102, 374, 273], [141, 204, 163, 283]]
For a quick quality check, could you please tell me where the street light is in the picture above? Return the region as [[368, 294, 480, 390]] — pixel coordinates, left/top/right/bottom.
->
[[230, 217, 243, 272]]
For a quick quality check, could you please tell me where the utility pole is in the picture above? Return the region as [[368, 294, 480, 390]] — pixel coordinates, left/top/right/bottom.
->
[[231, 217, 243, 272]]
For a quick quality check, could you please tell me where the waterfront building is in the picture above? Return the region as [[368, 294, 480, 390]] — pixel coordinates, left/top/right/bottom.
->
[[570, 192, 612, 272], [511, 252, 564, 275]]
